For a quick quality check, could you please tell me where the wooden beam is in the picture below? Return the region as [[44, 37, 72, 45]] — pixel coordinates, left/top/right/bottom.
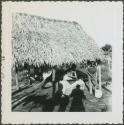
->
[[88, 75, 92, 94], [15, 66, 19, 90], [52, 68, 56, 82], [98, 65, 102, 90], [96, 67, 97, 83], [15, 73, 19, 90], [52, 68, 56, 97]]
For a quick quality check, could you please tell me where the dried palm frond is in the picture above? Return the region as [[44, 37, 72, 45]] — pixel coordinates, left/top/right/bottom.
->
[[12, 13, 104, 67]]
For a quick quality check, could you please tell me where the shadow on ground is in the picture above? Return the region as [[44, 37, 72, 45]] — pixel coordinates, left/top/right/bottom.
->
[[23, 95, 55, 112]]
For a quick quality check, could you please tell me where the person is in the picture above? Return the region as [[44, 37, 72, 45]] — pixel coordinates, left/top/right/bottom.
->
[[53, 82, 69, 112], [65, 64, 77, 80], [41, 70, 53, 89], [70, 84, 86, 112], [53, 83, 63, 105], [59, 94, 69, 112]]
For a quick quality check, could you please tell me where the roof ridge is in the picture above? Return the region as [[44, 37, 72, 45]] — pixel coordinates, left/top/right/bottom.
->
[[15, 12, 79, 25]]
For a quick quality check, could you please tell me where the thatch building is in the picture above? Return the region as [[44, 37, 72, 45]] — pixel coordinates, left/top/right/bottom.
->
[[12, 13, 103, 95]]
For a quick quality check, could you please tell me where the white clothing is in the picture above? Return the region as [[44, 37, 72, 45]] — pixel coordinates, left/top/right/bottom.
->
[[43, 71, 52, 80], [60, 79, 85, 96]]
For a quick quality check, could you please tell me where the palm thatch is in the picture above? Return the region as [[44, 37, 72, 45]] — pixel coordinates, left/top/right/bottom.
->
[[12, 13, 103, 67]]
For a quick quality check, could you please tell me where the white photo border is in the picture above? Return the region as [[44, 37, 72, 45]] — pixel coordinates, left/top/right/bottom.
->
[[1, 1, 123, 124]]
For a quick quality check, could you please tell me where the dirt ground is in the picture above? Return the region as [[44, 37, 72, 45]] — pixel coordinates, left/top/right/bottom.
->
[[12, 81, 112, 112]]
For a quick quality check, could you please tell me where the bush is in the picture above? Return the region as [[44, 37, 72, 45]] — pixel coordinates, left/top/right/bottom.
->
[[101, 65, 112, 82]]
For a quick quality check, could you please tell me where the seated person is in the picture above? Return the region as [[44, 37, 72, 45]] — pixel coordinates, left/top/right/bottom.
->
[[64, 64, 78, 81], [60, 76, 85, 96], [41, 70, 53, 89]]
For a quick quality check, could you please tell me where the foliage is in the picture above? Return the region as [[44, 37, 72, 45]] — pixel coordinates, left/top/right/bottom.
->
[[101, 64, 112, 82], [101, 44, 112, 52]]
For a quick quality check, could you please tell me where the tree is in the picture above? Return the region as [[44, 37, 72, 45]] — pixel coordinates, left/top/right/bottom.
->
[[101, 44, 112, 52]]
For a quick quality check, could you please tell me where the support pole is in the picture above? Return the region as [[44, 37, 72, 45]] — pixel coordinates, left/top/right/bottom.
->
[[96, 67, 97, 80], [52, 68, 56, 97], [52, 68, 56, 82], [98, 65, 102, 90], [88, 75, 92, 94], [96, 66, 98, 85], [15, 66, 19, 90], [28, 65, 32, 85]]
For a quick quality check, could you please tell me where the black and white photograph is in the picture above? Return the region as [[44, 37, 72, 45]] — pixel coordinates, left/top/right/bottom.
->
[[11, 12, 112, 112], [1, 1, 123, 124]]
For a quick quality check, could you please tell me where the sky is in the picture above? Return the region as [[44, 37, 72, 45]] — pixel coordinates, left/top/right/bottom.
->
[[4, 1, 123, 47]]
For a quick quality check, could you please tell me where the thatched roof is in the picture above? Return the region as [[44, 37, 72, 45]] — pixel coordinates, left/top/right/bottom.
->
[[12, 13, 103, 67]]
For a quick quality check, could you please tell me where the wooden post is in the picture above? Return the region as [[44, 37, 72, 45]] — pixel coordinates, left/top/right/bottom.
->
[[52, 68, 56, 97], [95, 68, 97, 81], [98, 65, 102, 90], [95, 66, 98, 86], [15, 66, 19, 90], [88, 75, 92, 94], [52, 68, 56, 82], [28, 65, 33, 85]]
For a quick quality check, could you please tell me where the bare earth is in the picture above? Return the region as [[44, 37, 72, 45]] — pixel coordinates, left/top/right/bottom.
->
[[12, 81, 112, 112]]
